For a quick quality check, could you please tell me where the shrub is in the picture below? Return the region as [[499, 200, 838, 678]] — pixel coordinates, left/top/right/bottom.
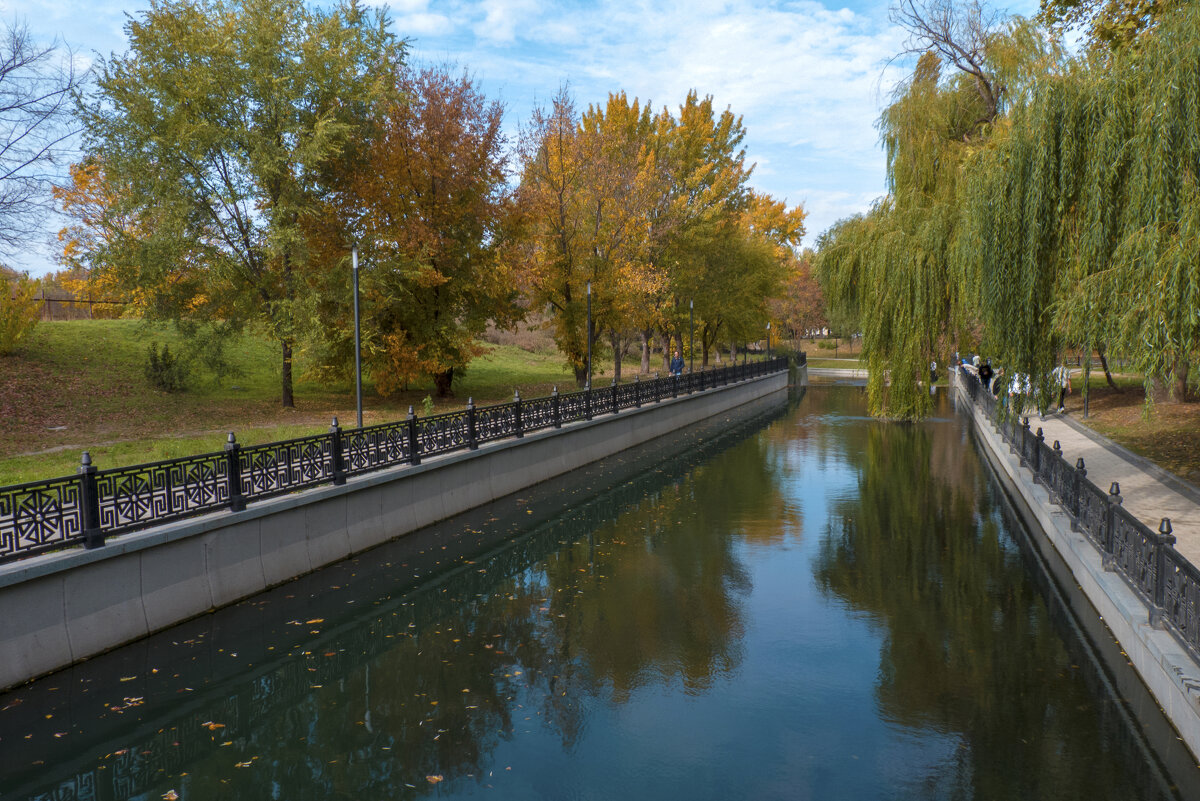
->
[[0, 274, 42, 355], [145, 342, 188, 392]]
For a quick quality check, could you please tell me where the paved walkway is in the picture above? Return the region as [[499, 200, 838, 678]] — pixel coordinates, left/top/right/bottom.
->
[[962, 371, 1200, 567]]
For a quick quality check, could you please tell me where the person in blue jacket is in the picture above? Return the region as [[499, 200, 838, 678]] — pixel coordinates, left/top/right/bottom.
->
[[669, 350, 685, 376]]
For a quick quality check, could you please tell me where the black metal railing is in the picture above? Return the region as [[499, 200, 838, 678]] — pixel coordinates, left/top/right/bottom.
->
[[959, 368, 1200, 660], [0, 355, 795, 564]]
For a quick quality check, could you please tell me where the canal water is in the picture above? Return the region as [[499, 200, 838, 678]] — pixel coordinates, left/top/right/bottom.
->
[[2, 387, 1197, 800]]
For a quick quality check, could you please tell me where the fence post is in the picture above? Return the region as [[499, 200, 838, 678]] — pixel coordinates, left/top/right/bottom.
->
[[552, 386, 561, 428], [585, 383, 593, 420], [635, 375, 641, 407], [654, 373, 661, 403], [225, 434, 246, 512], [1033, 427, 1044, 480], [79, 452, 105, 549], [1102, 481, 1119, 569], [1153, 518, 1175, 628], [514, 390, 524, 438], [329, 417, 346, 486], [467, 397, 478, 449], [611, 379, 618, 415], [407, 406, 421, 465], [1019, 418, 1030, 465], [672, 372, 679, 399]]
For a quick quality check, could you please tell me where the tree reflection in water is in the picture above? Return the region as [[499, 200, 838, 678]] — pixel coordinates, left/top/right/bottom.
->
[[814, 390, 1181, 801]]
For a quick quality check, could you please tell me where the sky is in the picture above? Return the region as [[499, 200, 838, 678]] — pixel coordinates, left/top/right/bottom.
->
[[5, 0, 1038, 276]]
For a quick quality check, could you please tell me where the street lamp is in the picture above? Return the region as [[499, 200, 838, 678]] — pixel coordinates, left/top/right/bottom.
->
[[689, 298, 694, 373], [352, 243, 363, 428], [766, 321, 771, 361], [586, 280, 592, 388]]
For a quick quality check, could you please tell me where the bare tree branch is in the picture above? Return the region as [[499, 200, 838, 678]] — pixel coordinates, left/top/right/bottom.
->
[[0, 20, 86, 256], [890, 0, 1005, 124]]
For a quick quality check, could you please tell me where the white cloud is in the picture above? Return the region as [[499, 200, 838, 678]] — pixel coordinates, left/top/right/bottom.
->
[[410, 0, 908, 242], [396, 11, 455, 36]]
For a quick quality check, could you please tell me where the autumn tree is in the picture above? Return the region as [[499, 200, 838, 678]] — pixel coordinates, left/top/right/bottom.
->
[[770, 250, 827, 346], [76, 0, 403, 406], [1038, 0, 1172, 50], [307, 63, 519, 397], [655, 92, 755, 365]]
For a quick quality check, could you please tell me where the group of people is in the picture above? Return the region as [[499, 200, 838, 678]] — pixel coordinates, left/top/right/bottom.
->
[[957, 353, 1072, 414]]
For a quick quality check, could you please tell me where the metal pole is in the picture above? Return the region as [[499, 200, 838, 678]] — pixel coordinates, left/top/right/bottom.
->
[[352, 244, 363, 428], [689, 299, 694, 373], [767, 322, 771, 361], [586, 280, 592, 388]]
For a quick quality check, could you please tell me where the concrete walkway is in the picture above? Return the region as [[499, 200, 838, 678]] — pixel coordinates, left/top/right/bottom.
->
[[967, 373, 1200, 568]]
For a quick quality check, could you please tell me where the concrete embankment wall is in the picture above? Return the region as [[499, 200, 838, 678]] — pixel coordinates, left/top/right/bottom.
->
[[0, 371, 788, 691], [954, 376, 1200, 761]]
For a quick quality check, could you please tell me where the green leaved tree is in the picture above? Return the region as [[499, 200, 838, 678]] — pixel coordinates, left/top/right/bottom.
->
[[76, 0, 403, 406]]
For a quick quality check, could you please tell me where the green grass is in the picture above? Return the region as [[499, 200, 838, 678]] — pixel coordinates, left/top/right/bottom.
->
[[0, 320, 676, 485]]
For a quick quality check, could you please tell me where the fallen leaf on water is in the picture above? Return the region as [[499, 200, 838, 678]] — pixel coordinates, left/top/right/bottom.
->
[[305, 619, 324, 624], [162, 791, 179, 801], [202, 722, 225, 731], [426, 775, 444, 784]]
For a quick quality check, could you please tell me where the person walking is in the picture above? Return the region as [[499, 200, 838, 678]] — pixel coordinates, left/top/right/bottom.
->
[[1052, 362, 1072, 413], [669, 350, 685, 376], [979, 359, 994, 391]]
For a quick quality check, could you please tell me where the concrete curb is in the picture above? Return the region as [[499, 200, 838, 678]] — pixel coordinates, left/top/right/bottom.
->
[[0, 372, 788, 691], [956, 382, 1200, 761]]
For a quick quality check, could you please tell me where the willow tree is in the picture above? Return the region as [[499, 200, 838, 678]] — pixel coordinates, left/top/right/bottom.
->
[[963, 3, 1200, 403], [817, 2, 1061, 418]]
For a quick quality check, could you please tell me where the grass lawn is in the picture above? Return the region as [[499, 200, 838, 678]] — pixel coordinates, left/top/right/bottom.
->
[[0, 319, 775, 484], [1059, 372, 1200, 485], [805, 357, 865, 369], [0, 320, 584, 484]]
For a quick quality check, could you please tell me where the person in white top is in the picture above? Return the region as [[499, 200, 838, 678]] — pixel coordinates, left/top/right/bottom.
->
[[1051, 363, 1072, 413]]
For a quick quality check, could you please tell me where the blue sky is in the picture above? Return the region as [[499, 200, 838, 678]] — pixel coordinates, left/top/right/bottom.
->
[[6, 0, 1037, 276]]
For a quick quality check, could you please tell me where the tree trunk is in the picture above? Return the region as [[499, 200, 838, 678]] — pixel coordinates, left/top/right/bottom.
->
[[1174, 357, 1190, 402], [281, 339, 295, 408], [1097, 345, 1121, 392], [640, 329, 651, 373], [611, 331, 622, 382], [574, 363, 588, 388], [434, 367, 455, 397]]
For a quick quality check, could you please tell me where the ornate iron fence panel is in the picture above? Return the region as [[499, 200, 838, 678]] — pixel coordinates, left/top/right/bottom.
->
[[417, 410, 469, 457], [616, 380, 640, 409], [476, 402, 517, 444], [341, 421, 411, 476], [523, 396, 556, 433], [1162, 553, 1200, 657], [0, 476, 85, 561], [96, 452, 229, 534], [240, 434, 334, 501], [1111, 505, 1158, 602], [559, 389, 589, 424], [0, 358, 795, 562], [1076, 479, 1109, 548]]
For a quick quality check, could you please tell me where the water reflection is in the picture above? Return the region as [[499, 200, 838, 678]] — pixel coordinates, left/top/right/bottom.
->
[[0, 397, 788, 801], [813, 390, 1183, 800], [1, 387, 1195, 801]]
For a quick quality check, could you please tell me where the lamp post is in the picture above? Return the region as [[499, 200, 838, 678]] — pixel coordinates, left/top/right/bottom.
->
[[689, 299, 694, 373], [766, 322, 771, 361], [586, 280, 592, 388], [352, 243, 363, 428]]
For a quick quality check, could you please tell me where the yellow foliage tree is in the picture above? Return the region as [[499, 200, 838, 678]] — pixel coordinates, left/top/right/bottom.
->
[[0, 272, 42, 354]]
